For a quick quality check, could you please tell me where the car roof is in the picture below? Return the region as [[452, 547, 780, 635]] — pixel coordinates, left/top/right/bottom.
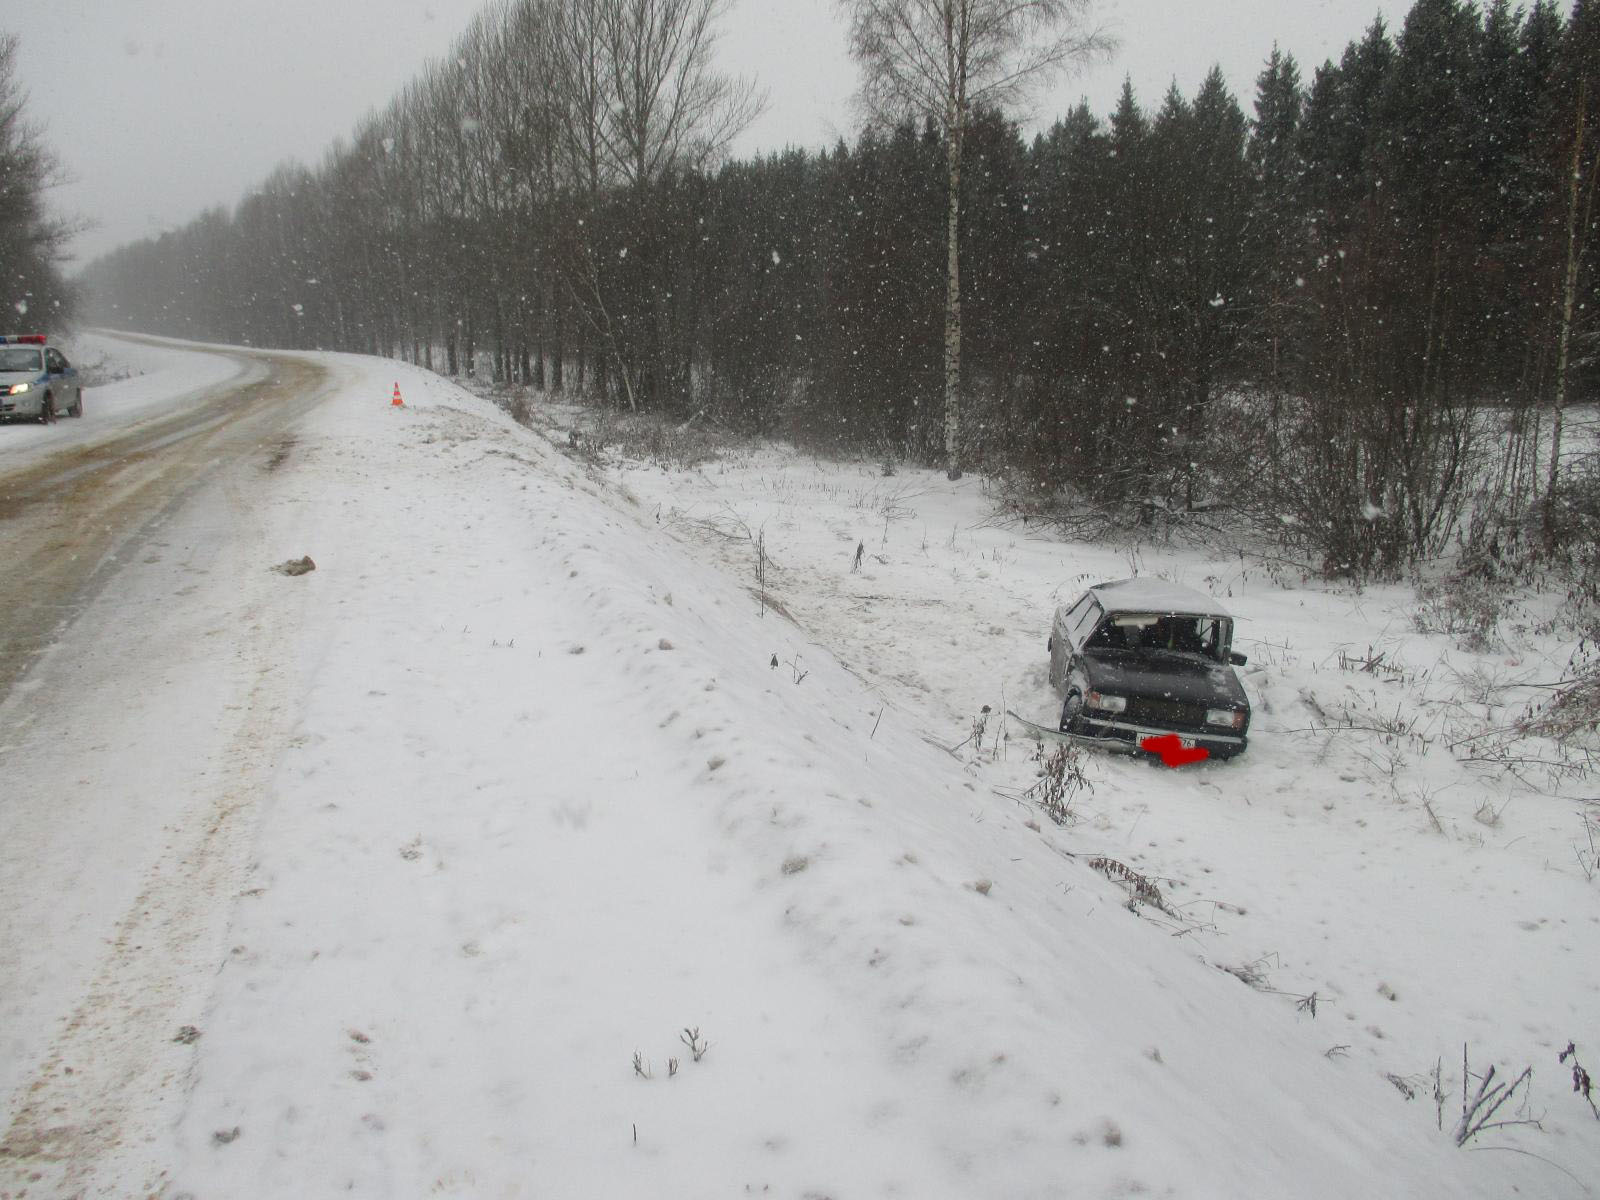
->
[[1084, 577, 1234, 619]]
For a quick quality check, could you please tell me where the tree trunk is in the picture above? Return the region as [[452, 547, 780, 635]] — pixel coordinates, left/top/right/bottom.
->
[[943, 116, 964, 480], [553, 300, 565, 393], [1544, 80, 1589, 549]]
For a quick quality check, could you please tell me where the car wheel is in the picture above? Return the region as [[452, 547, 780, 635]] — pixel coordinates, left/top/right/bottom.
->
[[1059, 691, 1085, 735], [39, 393, 55, 425]]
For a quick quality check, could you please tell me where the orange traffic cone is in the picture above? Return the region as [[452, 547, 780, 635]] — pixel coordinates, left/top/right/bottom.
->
[[391, 382, 405, 407]]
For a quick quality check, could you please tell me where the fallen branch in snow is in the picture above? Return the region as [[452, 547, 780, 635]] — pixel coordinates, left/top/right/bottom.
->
[[1453, 1045, 1539, 1147], [920, 734, 965, 760], [1462, 1146, 1590, 1193]]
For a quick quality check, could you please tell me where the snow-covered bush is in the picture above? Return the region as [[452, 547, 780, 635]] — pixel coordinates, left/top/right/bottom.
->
[[1411, 572, 1505, 653]]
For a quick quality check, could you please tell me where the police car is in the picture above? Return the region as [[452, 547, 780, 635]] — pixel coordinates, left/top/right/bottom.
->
[[0, 334, 83, 423]]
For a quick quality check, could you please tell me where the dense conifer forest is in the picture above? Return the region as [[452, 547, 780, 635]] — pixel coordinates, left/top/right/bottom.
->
[[80, 0, 1600, 578]]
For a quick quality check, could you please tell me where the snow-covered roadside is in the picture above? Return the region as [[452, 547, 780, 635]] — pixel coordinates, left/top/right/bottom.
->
[[586, 435, 1600, 1190], [168, 360, 1549, 1195], [0, 344, 1565, 1197]]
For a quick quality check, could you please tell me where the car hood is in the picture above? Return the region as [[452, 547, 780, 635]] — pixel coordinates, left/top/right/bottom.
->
[[1081, 649, 1249, 709]]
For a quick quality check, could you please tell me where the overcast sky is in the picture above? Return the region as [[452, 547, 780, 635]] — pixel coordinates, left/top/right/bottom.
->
[[5, 0, 1409, 267]]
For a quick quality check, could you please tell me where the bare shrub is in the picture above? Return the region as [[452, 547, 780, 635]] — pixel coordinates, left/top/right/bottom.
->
[[584, 408, 731, 471], [1412, 571, 1505, 652], [679, 1027, 710, 1062], [1206, 387, 1483, 582], [1573, 805, 1599, 883], [1558, 1042, 1598, 1120], [980, 469, 1172, 548], [1088, 856, 1170, 915], [1027, 742, 1091, 826], [1520, 646, 1600, 747]]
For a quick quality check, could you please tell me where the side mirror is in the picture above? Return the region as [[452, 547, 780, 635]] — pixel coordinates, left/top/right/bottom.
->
[[1229, 651, 1248, 666]]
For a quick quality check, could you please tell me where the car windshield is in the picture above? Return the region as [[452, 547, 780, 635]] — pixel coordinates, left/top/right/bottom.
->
[[1087, 613, 1229, 661], [0, 347, 43, 373]]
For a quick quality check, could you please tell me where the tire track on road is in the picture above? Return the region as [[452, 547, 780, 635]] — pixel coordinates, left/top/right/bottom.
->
[[0, 347, 336, 1195], [0, 354, 327, 708]]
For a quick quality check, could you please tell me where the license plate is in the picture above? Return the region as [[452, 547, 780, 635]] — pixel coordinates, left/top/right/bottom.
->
[[1179, 736, 1198, 749]]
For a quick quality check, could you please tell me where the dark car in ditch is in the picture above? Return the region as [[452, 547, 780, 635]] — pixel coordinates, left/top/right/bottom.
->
[[1047, 578, 1251, 759]]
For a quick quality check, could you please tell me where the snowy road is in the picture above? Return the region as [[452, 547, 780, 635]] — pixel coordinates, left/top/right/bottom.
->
[[0, 338, 338, 1196], [0, 344, 324, 700]]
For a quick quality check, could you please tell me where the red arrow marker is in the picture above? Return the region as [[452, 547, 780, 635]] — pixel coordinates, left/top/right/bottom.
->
[[1139, 733, 1210, 768]]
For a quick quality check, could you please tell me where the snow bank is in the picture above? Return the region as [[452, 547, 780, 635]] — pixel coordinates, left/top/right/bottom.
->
[[155, 360, 1521, 1198], [2, 339, 1571, 1196]]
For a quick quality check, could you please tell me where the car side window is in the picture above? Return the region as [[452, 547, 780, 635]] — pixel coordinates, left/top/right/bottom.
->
[[1070, 600, 1103, 648], [1058, 594, 1090, 643], [1084, 614, 1127, 650], [46, 349, 68, 372]]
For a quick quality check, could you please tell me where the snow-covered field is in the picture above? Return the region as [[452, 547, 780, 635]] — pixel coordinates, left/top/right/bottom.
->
[[1, 338, 1594, 1197]]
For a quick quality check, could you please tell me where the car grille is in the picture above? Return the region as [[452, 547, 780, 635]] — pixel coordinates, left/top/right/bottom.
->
[[1125, 696, 1208, 729]]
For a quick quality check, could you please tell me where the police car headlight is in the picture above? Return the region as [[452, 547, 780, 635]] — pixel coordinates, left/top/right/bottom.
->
[[9, 382, 29, 395]]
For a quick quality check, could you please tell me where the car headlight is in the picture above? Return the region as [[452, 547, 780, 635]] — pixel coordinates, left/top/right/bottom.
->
[[1085, 691, 1127, 713], [1206, 708, 1245, 729], [9, 382, 29, 394]]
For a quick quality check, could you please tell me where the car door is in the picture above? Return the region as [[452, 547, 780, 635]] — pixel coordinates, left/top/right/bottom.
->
[[45, 348, 78, 414], [1051, 595, 1100, 694], [1050, 593, 1091, 689]]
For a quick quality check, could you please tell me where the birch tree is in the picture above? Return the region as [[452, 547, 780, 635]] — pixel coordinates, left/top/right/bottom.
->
[[839, 0, 1110, 477]]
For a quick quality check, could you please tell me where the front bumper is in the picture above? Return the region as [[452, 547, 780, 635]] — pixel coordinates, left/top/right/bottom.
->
[[1077, 714, 1248, 758], [0, 396, 44, 418]]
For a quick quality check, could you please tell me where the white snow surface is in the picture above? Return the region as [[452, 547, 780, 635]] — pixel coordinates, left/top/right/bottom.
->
[[1, 338, 1594, 1198]]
